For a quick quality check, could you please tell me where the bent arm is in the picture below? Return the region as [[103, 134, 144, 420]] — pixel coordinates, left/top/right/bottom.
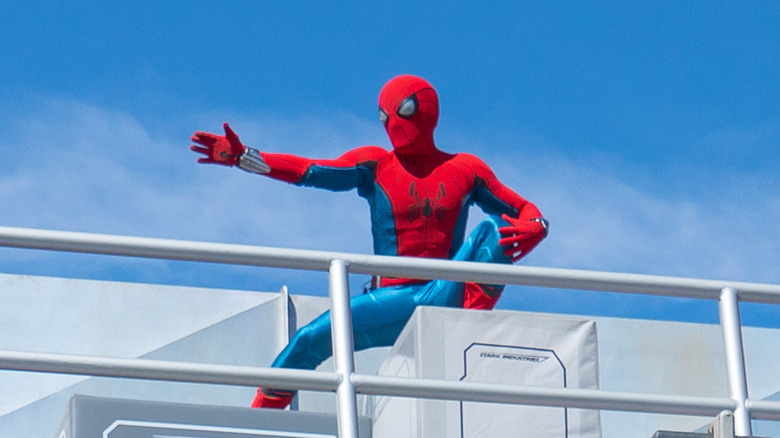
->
[[481, 177, 544, 223], [467, 154, 542, 220], [467, 154, 548, 262]]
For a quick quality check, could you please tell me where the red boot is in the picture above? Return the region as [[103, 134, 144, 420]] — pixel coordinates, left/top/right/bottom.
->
[[251, 388, 294, 409]]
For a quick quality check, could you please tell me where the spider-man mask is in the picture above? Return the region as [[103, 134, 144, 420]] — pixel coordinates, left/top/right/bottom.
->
[[378, 75, 439, 155]]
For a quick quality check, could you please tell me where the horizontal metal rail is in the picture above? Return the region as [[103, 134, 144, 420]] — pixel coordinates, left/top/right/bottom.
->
[[0, 349, 338, 392], [747, 400, 780, 421], [1, 225, 779, 303], [350, 374, 735, 417], [0, 349, 736, 417]]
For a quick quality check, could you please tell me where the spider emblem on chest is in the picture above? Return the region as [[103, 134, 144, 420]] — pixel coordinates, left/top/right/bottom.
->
[[408, 181, 447, 222]]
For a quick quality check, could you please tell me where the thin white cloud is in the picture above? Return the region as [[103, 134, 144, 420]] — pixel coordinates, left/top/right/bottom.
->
[[1, 97, 778, 294], [0, 97, 381, 250], [456, 126, 780, 285]]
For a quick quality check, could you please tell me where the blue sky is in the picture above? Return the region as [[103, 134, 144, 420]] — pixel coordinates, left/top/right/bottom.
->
[[1, 2, 778, 327]]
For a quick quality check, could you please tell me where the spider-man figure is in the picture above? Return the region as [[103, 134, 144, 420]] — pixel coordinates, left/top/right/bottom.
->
[[191, 75, 548, 409]]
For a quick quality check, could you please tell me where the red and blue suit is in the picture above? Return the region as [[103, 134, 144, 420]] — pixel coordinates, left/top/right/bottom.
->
[[191, 75, 548, 409]]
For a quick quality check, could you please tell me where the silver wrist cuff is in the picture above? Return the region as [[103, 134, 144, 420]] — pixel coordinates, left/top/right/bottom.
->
[[532, 217, 550, 237], [237, 147, 271, 174]]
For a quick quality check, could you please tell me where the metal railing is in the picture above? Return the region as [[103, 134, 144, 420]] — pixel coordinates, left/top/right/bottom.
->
[[1, 225, 780, 438]]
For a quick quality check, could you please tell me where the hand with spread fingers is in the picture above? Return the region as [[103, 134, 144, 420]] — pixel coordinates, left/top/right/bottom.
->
[[190, 122, 245, 166]]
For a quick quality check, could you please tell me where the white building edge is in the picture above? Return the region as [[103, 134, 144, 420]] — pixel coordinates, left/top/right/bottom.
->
[[0, 225, 779, 438]]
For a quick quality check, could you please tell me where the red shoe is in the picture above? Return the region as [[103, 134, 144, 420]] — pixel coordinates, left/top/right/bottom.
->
[[251, 388, 294, 409], [463, 282, 504, 310]]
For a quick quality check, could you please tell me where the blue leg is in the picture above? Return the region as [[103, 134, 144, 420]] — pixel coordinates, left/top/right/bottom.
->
[[454, 215, 512, 265], [415, 215, 511, 306], [271, 216, 510, 371], [272, 284, 419, 370]]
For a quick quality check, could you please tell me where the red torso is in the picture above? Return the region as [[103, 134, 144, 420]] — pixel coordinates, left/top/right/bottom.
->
[[374, 151, 474, 260], [260, 145, 539, 299]]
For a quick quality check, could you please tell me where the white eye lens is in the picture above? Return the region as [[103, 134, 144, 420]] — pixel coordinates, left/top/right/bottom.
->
[[397, 95, 418, 118], [379, 108, 388, 125]]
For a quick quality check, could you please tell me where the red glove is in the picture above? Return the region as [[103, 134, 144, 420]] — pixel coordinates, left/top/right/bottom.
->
[[498, 213, 548, 263], [190, 122, 246, 166]]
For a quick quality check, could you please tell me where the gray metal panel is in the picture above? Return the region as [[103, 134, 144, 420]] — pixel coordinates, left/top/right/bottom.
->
[[651, 432, 710, 438], [53, 394, 372, 438], [651, 433, 764, 438]]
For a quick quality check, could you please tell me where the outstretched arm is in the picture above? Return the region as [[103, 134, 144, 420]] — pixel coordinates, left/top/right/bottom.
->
[[191, 123, 387, 190]]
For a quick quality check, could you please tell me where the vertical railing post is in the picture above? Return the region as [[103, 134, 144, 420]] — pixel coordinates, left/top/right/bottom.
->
[[709, 410, 735, 438], [329, 259, 360, 438], [718, 287, 752, 436]]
